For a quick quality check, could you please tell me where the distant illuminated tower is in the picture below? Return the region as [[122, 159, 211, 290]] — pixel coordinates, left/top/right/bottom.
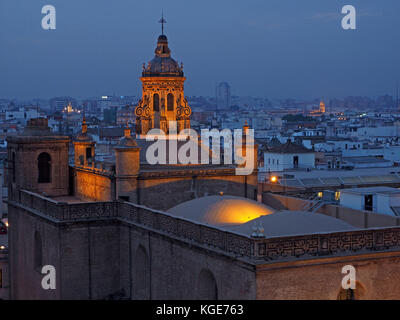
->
[[134, 15, 191, 135], [216, 82, 231, 111], [319, 100, 326, 113]]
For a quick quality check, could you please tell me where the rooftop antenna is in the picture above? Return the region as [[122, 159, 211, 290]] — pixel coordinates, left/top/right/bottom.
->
[[159, 11, 167, 35]]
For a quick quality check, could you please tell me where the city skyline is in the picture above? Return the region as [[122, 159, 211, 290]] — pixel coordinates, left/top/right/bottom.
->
[[0, 0, 399, 100]]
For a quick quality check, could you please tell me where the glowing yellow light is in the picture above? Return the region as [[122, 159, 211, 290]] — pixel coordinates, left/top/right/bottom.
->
[[270, 176, 277, 183], [0, 246, 5, 250], [335, 191, 341, 201], [204, 200, 275, 225], [318, 192, 323, 198], [4, 222, 8, 227]]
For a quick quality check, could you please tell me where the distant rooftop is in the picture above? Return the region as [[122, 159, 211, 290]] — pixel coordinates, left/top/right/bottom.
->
[[343, 156, 391, 164], [266, 140, 314, 154], [341, 186, 400, 195], [259, 167, 400, 188]]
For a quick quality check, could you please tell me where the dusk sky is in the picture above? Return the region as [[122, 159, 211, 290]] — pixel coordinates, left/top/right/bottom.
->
[[0, 0, 399, 100]]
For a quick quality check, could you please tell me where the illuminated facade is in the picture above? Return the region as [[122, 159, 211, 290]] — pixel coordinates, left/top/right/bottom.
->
[[319, 100, 326, 113], [135, 33, 191, 135], [309, 100, 326, 116]]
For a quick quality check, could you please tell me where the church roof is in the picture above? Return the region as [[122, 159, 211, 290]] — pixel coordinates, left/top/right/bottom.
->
[[167, 195, 275, 226], [142, 35, 184, 77], [226, 210, 356, 237]]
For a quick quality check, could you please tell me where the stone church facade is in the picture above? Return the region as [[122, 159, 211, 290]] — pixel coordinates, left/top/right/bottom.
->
[[7, 117, 400, 300], [6, 31, 400, 300]]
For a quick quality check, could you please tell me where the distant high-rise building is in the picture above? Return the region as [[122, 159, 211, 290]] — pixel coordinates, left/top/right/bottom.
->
[[216, 82, 231, 110]]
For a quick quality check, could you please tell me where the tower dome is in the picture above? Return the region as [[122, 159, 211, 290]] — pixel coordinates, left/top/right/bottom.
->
[[117, 126, 138, 148], [142, 35, 183, 77], [73, 117, 93, 142]]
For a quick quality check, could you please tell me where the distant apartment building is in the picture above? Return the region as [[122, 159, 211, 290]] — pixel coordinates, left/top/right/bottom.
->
[[340, 187, 400, 216], [216, 82, 231, 110], [337, 125, 400, 140], [5, 108, 39, 124], [263, 140, 315, 172], [97, 96, 124, 120], [384, 145, 400, 164], [0, 100, 10, 112], [116, 106, 135, 125]]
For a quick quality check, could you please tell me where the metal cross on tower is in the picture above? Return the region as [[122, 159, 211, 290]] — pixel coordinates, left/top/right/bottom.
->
[[159, 12, 167, 35]]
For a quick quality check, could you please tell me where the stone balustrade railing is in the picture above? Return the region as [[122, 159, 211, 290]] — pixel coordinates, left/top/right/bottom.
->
[[12, 190, 400, 262]]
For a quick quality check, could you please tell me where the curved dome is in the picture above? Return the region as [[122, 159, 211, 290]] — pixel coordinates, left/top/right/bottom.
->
[[116, 128, 138, 148], [227, 210, 356, 237], [73, 119, 93, 142], [167, 195, 275, 226], [74, 132, 93, 142], [145, 56, 182, 75], [142, 35, 183, 77], [118, 136, 138, 147]]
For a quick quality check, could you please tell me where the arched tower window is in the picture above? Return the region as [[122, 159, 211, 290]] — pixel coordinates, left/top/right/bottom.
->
[[167, 93, 174, 111], [153, 93, 160, 112], [34, 231, 43, 270], [38, 152, 51, 183], [86, 147, 92, 162]]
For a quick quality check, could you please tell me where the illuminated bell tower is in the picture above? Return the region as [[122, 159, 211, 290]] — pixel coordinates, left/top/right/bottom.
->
[[135, 16, 191, 135], [319, 100, 326, 113]]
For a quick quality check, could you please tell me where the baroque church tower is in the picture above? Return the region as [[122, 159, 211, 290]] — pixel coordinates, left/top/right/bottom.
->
[[135, 17, 191, 135]]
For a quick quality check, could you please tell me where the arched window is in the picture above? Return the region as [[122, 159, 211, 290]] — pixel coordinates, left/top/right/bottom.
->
[[38, 152, 51, 183], [34, 231, 43, 270], [337, 281, 366, 300], [167, 93, 174, 111], [153, 93, 159, 112], [337, 288, 355, 300], [86, 147, 92, 162], [197, 269, 218, 300]]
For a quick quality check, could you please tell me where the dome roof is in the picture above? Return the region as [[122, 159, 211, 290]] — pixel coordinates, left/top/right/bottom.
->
[[167, 195, 275, 226], [118, 136, 138, 148], [74, 133, 93, 142], [73, 119, 93, 142], [116, 127, 138, 148], [22, 118, 55, 136], [227, 210, 356, 237], [142, 35, 183, 77]]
